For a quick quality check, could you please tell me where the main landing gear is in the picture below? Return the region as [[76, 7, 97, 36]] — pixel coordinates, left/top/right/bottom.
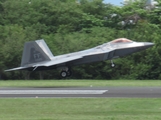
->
[[60, 67, 72, 78]]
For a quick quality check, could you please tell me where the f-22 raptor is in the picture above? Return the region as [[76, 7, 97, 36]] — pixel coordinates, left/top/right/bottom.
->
[[5, 38, 154, 78]]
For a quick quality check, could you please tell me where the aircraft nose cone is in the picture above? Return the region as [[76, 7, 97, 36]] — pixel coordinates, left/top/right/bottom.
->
[[142, 42, 154, 50], [144, 42, 154, 47]]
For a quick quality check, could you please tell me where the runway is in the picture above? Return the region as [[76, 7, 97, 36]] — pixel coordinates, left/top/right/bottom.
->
[[0, 87, 161, 98]]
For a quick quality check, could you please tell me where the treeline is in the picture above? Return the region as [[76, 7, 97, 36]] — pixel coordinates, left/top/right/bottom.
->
[[0, 0, 160, 80]]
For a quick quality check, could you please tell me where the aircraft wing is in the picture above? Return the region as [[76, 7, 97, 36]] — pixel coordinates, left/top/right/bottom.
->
[[5, 55, 84, 71], [5, 50, 111, 71], [41, 50, 110, 67], [40, 55, 83, 67], [39, 50, 111, 67]]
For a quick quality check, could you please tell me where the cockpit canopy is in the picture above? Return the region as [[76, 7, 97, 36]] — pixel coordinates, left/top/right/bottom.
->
[[110, 38, 133, 43]]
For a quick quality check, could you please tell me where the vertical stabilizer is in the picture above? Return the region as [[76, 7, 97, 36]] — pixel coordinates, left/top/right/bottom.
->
[[21, 39, 54, 67]]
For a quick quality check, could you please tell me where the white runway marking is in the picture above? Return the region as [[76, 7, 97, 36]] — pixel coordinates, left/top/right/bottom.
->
[[0, 90, 108, 94]]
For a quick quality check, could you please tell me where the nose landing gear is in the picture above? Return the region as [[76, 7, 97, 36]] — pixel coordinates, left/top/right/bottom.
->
[[111, 60, 115, 67]]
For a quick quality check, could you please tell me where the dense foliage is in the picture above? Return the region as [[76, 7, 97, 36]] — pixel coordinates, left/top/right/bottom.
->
[[0, 0, 160, 80]]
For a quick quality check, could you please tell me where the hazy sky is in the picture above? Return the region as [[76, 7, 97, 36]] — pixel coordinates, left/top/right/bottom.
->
[[103, 0, 123, 6]]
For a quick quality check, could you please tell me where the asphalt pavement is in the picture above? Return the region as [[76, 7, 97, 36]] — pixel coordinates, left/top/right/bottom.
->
[[0, 87, 161, 98]]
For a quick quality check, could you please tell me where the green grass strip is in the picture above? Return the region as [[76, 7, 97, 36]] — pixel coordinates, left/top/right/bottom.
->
[[0, 80, 161, 87], [0, 98, 161, 120]]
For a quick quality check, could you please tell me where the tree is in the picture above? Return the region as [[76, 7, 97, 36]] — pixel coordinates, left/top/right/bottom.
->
[[0, 0, 160, 80]]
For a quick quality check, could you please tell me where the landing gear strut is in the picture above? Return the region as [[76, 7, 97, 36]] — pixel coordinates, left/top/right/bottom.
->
[[111, 60, 115, 67]]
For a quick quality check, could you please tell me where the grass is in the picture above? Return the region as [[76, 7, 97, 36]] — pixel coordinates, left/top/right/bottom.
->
[[0, 80, 161, 87], [0, 80, 161, 120], [0, 98, 161, 120]]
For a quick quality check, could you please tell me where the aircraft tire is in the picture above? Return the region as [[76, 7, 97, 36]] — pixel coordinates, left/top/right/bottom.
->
[[111, 63, 115, 68], [60, 71, 67, 78]]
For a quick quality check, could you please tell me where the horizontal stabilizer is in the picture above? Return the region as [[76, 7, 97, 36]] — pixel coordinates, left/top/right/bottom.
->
[[5, 67, 28, 72]]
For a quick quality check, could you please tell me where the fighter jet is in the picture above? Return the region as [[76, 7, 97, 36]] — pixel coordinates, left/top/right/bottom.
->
[[5, 38, 154, 78]]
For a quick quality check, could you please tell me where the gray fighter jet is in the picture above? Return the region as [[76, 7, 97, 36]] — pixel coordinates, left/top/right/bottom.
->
[[5, 38, 154, 78]]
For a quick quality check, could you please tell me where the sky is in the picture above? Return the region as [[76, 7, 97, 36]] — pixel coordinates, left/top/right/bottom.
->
[[103, 0, 123, 6]]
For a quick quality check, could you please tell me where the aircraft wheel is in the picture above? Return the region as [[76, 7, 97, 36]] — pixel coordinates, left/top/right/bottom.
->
[[111, 63, 115, 68], [60, 71, 67, 78]]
